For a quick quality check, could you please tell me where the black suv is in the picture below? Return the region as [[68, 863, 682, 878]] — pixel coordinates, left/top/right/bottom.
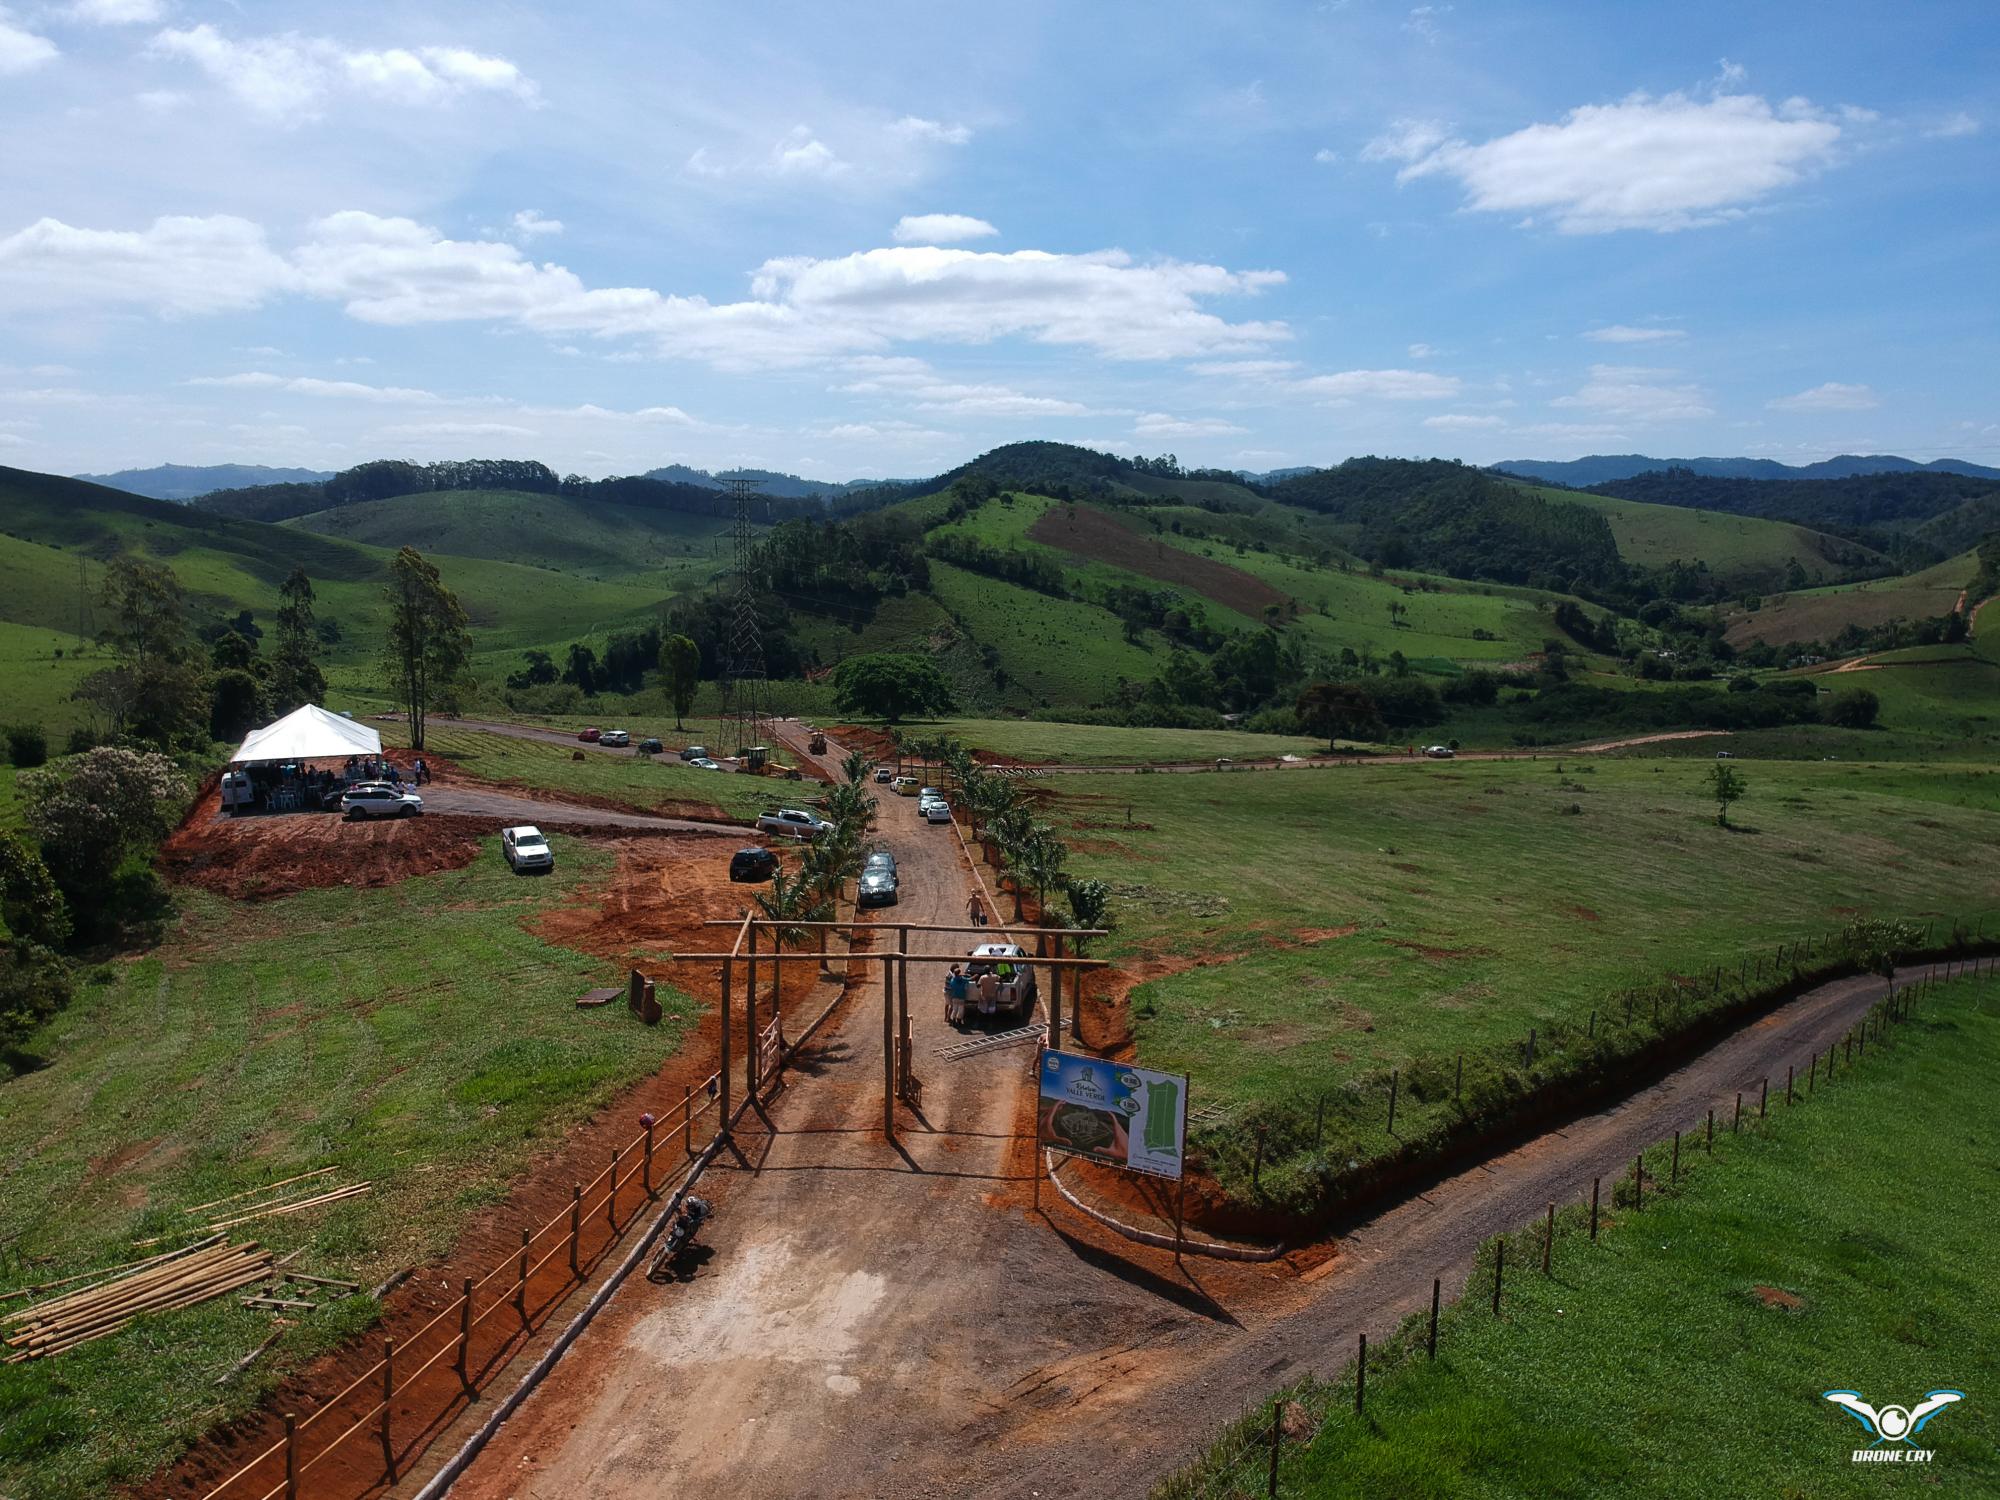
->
[[729, 846, 778, 883]]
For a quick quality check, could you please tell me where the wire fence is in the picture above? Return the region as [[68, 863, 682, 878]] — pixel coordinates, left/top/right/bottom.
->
[[1163, 953, 1997, 1499]]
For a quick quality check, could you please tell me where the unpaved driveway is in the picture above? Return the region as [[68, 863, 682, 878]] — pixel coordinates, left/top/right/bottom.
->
[[439, 743, 1944, 1499], [416, 783, 745, 836]]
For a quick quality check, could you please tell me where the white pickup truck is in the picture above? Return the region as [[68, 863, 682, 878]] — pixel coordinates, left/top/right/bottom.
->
[[953, 943, 1038, 1023]]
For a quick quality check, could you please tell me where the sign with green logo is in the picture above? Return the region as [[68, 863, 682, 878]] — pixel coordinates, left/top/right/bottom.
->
[[1036, 1048, 1187, 1179]]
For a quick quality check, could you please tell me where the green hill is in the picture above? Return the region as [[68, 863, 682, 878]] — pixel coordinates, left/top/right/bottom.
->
[[1722, 548, 1977, 649]]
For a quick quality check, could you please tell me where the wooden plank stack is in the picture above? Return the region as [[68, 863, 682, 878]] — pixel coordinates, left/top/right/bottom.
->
[[4, 1237, 276, 1361]]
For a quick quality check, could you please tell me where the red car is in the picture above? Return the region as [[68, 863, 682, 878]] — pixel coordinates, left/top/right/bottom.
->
[[577, 727, 601, 742]]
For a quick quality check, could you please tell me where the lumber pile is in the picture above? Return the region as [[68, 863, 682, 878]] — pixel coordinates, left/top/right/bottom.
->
[[133, 1168, 372, 1247], [4, 1238, 275, 1361]]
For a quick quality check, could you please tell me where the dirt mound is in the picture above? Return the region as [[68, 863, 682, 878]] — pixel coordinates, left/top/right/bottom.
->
[[1027, 502, 1287, 618], [162, 809, 490, 899], [530, 835, 786, 962]]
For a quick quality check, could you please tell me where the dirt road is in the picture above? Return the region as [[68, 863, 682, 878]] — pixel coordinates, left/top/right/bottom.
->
[[437, 745, 1944, 1500], [416, 783, 746, 835]]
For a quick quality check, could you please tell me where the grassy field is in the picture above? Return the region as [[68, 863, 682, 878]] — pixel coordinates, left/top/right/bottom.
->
[[1049, 756, 2000, 1204], [290, 489, 734, 581], [0, 839, 696, 1500], [390, 724, 783, 822], [1722, 549, 1977, 649], [1509, 482, 1886, 587], [917, 717, 1328, 764], [0, 621, 110, 743], [1168, 971, 2000, 1499], [927, 559, 1165, 707]]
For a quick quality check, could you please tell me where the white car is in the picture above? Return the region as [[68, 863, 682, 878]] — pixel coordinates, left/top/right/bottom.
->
[[688, 757, 723, 771], [501, 825, 554, 871], [1423, 745, 1455, 759], [340, 783, 422, 819], [919, 798, 953, 824], [599, 729, 631, 748], [756, 807, 832, 840]]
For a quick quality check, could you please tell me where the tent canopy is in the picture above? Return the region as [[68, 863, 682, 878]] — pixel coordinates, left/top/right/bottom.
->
[[231, 704, 383, 765]]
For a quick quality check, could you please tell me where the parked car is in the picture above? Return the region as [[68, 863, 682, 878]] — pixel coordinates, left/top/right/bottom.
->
[[728, 846, 778, 883], [1423, 745, 1455, 759], [873, 767, 893, 784], [890, 776, 920, 796], [1715, 750, 1736, 759], [920, 798, 953, 824], [756, 807, 833, 840], [956, 942, 1038, 1022], [600, 729, 631, 748], [679, 745, 709, 762], [578, 727, 601, 743], [689, 757, 723, 771], [858, 851, 899, 907], [340, 784, 423, 820], [638, 738, 663, 754], [501, 825, 554, 871]]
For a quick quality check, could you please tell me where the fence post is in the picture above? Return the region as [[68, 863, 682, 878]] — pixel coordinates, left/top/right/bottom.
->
[[1634, 1154, 1644, 1210], [1492, 1239, 1504, 1315], [1542, 1201, 1555, 1274], [380, 1339, 395, 1479], [284, 1413, 299, 1500], [1428, 1278, 1440, 1359], [453, 1275, 473, 1390], [1809, 1053, 1817, 1095], [683, 1086, 694, 1157], [569, 1185, 582, 1278], [1387, 1071, 1399, 1134], [609, 1148, 621, 1227], [1356, 1332, 1367, 1416], [1845, 1032, 1854, 1066], [515, 1230, 530, 1324], [1706, 1107, 1714, 1152], [643, 1115, 656, 1197], [1760, 1078, 1769, 1118], [1733, 1092, 1742, 1132], [1267, 1403, 1281, 1498], [1670, 1131, 1680, 1185], [1786, 1065, 1794, 1106], [1589, 1177, 1600, 1240]]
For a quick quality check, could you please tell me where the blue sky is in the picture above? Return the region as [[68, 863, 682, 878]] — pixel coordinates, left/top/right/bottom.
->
[[0, 0, 1994, 480]]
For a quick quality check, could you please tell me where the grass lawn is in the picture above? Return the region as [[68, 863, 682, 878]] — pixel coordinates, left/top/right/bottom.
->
[[1166, 971, 2000, 1499], [1721, 549, 1978, 650], [0, 838, 695, 1500], [1049, 756, 2000, 1204], [920, 717, 1328, 764], [927, 558, 1165, 708], [391, 723, 782, 822]]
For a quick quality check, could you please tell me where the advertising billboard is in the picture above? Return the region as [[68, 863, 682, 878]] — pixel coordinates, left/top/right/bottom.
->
[[1036, 1048, 1187, 1180]]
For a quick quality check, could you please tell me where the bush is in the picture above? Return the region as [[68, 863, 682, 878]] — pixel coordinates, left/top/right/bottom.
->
[[20, 747, 189, 909], [1824, 686, 1881, 729], [64, 726, 98, 756], [4, 724, 46, 768]]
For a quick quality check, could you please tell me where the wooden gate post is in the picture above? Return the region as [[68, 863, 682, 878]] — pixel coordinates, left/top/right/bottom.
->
[[882, 947, 896, 1144], [380, 1339, 396, 1479], [720, 953, 733, 1139], [897, 926, 912, 1100], [746, 920, 760, 1096], [284, 1413, 298, 1500], [1048, 933, 1063, 1045]]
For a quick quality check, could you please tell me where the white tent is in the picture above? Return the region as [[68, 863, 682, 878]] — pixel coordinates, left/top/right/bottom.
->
[[230, 704, 383, 765]]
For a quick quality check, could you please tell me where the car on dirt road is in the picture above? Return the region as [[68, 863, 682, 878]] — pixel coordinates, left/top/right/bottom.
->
[[956, 942, 1037, 1022], [638, 737, 663, 754], [858, 851, 899, 906], [728, 846, 778, 883], [340, 784, 423, 819], [890, 776, 920, 796], [679, 744, 709, 761], [501, 825, 554, 872], [756, 807, 833, 840], [578, 727, 601, 742], [873, 767, 893, 784], [1423, 745, 1455, 759], [688, 756, 723, 771], [600, 729, 631, 748], [920, 798, 953, 824]]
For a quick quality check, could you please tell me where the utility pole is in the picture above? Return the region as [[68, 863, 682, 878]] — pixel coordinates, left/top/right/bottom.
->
[[716, 478, 768, 757]]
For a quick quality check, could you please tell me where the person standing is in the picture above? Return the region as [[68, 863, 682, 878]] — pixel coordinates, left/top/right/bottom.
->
[[967, 892, 987, 927], [414, 756, 428, 786]]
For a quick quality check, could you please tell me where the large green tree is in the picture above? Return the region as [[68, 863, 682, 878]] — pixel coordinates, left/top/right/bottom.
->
[[271, 566, 327, 713], [1296, 681, 1385, 751], [659, 633, 701, 728], [830, 652, 955, 724], [82, 558, 209, 747], [383, 548, 472, 751]]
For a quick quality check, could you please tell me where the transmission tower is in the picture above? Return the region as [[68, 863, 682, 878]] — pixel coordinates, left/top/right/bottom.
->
[[716, 478, 768, 757]]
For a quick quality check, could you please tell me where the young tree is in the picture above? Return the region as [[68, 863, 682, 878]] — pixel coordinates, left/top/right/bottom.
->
[[1063, 878, 1113, 956], [830, 652, 955, 723], [90, 558, 209, 747], [271, 567, 327, 712], [21, 746, 188, 903], [1706, 762, 1746, 827], [383, 547, 472, 752], [1295, 681, 1385, 751], [659, 633, 701, 728]]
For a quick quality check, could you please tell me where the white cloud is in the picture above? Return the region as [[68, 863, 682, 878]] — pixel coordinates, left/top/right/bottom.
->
[[1767, 381, 1878, 411], [378, 420, 535, 439], [149, 25, 537, 122], [771, 126, 845, 177], [1384, 90, 1847, 233], [1552, 364, 1713, 421], [1403, 5, 1450, 44], [1313, 148, 1340, 165], [0, 214, 296, 315], [1406, 342, 1434, 359], [69, 0, 160, 23], [837, 357, 1092, 418], [2, 211, 1289, 368], [1926, 111, 1980, 139], [185, 371, 438, 402], [1189, 358, 1299, 378], [1423, 413, 1504, 430], [1134, 412, 1248, 437], [511, 209, 563, 238], [1361, 118, 1450, 164], [1294, 368, 1461, 401], [0, 10, 58, 73], [1583, 324, 1686, 343], [891, 116, 972, 146], [892, 214, 998, 245]]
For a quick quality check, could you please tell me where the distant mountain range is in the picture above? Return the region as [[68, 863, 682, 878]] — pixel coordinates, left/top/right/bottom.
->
[[1494, 453, 2000, 486], [73, 463, 336, 500], [642, 464, 897, 500]]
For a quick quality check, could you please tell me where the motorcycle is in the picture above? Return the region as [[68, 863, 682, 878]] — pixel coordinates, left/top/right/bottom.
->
[[649, 1195, 713, 1281]]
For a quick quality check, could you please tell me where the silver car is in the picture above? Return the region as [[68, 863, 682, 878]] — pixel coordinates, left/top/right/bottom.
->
[[340, 783, 422, 820]]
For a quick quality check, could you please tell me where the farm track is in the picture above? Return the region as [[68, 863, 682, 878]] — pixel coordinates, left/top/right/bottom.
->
[[429, 727, 1949, 1500]]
